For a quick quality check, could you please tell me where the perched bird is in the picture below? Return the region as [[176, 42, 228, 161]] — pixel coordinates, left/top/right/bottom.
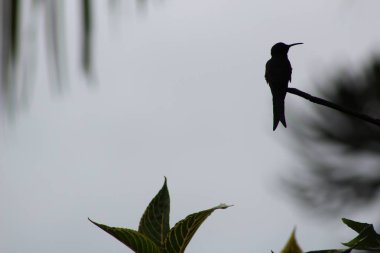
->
[[265, 42, 303, 131]]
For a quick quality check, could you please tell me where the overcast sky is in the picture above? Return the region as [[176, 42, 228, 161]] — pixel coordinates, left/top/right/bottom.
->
[[1, 1, 380, 253]]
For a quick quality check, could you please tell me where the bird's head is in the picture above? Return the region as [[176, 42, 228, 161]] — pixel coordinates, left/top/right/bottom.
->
[[271, 42, 303, 57]]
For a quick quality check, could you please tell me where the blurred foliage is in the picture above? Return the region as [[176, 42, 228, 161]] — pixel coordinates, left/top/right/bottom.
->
[[277, 218, 380, 253], [89, 178, 231, 253], [287, 55, 380, 214], [82, 0, 92, 74], [0, 0, 157, 118], [280, 229, 303, 253]]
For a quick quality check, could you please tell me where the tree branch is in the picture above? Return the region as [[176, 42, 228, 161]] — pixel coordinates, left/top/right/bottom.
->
[[287, 87, 380, 127]]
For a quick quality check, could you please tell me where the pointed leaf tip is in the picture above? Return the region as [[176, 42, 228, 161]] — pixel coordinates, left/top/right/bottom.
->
[[215, 203, 233, 209], [341, 218, 380, 250], [342, 218, 371, 233], [281, 229, 303, 253], [138, 178, 170, 247], [163, 204, 230, 253]]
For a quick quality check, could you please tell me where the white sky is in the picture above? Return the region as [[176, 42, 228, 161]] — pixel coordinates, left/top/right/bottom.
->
[[1, 0, 380, 253]]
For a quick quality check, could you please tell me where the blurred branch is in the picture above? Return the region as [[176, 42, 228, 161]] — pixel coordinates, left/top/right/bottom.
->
[[286, 56, 380, 216], [287, 87, 380, 127]]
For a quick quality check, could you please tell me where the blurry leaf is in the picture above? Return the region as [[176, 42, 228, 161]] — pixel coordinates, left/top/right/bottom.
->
[[163, 203, 231, 253], [281, 229, 303, 253], [89, 218, 160, 253], [45, 0, 66, 89], [136, 0, 148, 13], [342, 218, 380, 250], [138, 177, 170, 247], [10, 0, 20, 60], [82, 0, 92, 74]]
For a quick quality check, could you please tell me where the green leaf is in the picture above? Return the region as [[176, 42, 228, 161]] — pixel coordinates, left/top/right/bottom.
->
[[281, 229, 303, 253], [342, 218, 371, 234], [163, 203, 231, 253], [342, 218, 380, 250], [89, 218, 160, 253], [138, 177, 170, 247]]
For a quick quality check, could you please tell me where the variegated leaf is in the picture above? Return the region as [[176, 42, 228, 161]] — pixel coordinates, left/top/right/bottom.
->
[[89, 218, 160, 253], [139, 177, 170, 247], [163, 203, 231, 253]]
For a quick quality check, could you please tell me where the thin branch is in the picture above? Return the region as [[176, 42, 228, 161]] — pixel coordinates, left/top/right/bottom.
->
[[287, 87, 380, 127]]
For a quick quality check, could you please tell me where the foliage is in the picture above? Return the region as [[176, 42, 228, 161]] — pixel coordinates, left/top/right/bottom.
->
[[89, 178, 231, 253], [0, 0, 156, 117], [287, 56, 380, 213], [280, 229, 303, 253], [342, 218, 380, 250], [276, 218, 380, 253], [90, 178, 380, 253]]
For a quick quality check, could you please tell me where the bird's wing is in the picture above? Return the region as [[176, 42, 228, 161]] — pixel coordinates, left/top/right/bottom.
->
[[265, 61, 270, 84], [285, 58, 292, 83]]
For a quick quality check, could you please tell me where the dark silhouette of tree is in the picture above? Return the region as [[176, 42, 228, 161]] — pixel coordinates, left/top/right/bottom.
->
[[286, 55, 380, 215]]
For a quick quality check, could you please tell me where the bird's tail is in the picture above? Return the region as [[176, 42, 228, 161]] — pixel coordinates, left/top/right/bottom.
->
[[272, 97, 287, 131]]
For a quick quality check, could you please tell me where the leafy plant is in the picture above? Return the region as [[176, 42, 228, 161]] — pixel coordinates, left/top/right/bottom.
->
[[89, 178, 230, 253], [276, 218, 380, 253], [342, 218, 380, 251]]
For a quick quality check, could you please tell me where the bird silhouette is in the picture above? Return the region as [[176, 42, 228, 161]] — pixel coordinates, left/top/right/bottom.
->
[[265, 42, 303, 131]]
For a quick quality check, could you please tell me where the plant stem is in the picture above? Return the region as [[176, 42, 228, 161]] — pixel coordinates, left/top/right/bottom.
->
[[287, 87, 380, 127]]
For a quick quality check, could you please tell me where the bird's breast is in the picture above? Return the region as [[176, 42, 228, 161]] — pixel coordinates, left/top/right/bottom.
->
[[265, 57, 292, 84]]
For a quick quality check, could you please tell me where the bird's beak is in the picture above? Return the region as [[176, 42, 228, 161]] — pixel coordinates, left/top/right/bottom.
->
[[289, 43, 303, 47]]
